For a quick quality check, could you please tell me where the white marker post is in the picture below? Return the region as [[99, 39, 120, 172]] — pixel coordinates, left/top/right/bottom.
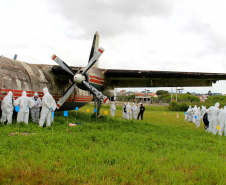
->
[[87, 109, 90, 122], [104, 111, 108, 135], [216, 125, 223, 157], [52, 111, 54, 140], [15, 106, 19, 132], [94, 108, 97, 123], [64, 111, 68, 135], [74, 107, 78, 124]]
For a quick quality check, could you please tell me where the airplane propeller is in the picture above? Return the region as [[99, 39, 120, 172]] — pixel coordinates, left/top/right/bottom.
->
[[51, 47, 109, 109]]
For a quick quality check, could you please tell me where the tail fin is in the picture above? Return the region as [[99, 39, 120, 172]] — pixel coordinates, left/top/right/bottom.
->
[[88, 31, 99, 67]]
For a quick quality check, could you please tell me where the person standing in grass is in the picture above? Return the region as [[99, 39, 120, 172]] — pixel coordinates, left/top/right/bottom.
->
[[14, 91, 35, 124], [137, 104, 145, 120], [206, 102, 220, 134], [30, 92, 42, 122], [126, 102, 132, 119], [186, 105, 193, 122], [122, 103, 127, 119], [39, 87, 55, 127], [110, 102, 116, 117], [1, 91, 14, 124], [131, 103, 138, 119]]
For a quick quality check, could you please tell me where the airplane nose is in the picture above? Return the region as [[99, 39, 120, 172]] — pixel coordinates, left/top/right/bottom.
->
[[74, 74, 85, 84]]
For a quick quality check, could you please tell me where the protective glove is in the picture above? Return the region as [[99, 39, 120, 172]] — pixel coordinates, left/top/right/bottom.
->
[[26, 106, 29, 110], [49, 106, 53, 110]]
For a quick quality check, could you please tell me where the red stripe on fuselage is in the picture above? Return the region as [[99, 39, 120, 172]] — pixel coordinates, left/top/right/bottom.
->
[[89, 79, 104, 85], [89, 75, 103, 81]]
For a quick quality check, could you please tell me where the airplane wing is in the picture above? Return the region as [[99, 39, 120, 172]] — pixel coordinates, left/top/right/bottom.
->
[[102, 69, 226, 88]]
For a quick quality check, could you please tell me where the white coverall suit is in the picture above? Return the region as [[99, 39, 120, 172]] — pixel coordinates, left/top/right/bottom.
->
[[192, 105, 198, 123], [206, 102, 220, 134], [194, 107, 201, 127], [186, 105, 193, 122], [126, 102, 132, 119], [218, 106, 226, 136], [131, 103, 138, 119], [1, 91, 14, 124], [14, 91, 35, 124], [122, 103, 126, 119], [201, 106, 206, 123], [30, 92, 42, 122], [39, 87, 55, 127], [110, 102, 116, 117]]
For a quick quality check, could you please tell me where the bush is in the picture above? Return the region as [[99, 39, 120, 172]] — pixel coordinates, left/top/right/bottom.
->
[[180, 102, 189, 112], [168, 101, 180, 111], [168, 101, 195, 112]]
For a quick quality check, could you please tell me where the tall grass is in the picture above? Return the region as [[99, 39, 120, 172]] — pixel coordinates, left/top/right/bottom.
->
[[0, 106, 226, 184]]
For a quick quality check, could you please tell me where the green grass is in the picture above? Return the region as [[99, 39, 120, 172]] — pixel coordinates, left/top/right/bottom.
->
[[1, 105, 226, 184]]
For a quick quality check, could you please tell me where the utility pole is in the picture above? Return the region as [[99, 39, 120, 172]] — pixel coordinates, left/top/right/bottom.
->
[[171, 87, 173, 101]]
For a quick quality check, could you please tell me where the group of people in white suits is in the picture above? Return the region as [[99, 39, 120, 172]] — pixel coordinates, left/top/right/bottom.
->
[[1, 87, 56, 127], [185, 102, 226, 136], [110, 102, 142, 120], [121, 102, 142, 120]]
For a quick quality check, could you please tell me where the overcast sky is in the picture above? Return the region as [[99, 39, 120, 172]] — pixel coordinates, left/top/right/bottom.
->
[[1, 0, 226, 94]]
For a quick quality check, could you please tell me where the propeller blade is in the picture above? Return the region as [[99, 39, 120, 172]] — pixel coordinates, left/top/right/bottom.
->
[[56, 82, 77, 109], [88, 32, 97, 62], [82, 81, 109, 104], [81, 47, 104, 75], [51, 54, 75, 76]]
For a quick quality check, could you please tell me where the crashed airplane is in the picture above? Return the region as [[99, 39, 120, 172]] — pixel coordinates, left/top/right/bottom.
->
[[0, 32, 226, 114]]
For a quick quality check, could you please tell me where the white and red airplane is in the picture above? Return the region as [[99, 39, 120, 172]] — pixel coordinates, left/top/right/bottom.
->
[[1, 32, 226, 114]]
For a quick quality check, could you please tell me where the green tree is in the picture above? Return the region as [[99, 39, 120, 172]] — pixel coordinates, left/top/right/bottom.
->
[[156, 90, 169, 97]]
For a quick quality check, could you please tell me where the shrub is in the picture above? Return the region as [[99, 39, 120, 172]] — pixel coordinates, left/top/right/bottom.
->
[[168, 101, 180, 111]]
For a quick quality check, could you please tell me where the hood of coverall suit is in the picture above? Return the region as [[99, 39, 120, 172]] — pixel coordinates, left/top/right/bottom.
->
[[22, 91, 27, 96], [43, 87, 48, 95], [214, 102, 220, 108], [7, 91, 12, 98]]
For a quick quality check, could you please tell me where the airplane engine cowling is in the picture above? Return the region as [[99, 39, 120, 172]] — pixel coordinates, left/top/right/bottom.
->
[[103, 89, 114, 97]]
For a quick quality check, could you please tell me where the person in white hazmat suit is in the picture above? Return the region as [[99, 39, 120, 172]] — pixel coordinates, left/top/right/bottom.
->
[[39, 87, 55, 127], [201, 106, 207, 123], [192, 105, 198, 123], [218, 106, 226, 136], [30, 92, 42, 122], [131, 103, 138, 119], [1, 91, 14, 124], [186, 105, 193, 122], [122, 103, 127, 119], [110, 102, 116, 117], [194, 107, 201, 127], [126, 102, 132, 119], [218, 108, 223, 135], [206, 102, 220, 134], [14, 91, 35, 124]]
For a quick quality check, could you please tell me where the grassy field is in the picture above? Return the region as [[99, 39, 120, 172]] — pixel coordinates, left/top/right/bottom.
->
[[1, 105, 226, 184]]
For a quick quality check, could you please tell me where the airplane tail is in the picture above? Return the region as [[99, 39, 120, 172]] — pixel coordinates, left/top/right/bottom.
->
[[88, 31, 99, 68]]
